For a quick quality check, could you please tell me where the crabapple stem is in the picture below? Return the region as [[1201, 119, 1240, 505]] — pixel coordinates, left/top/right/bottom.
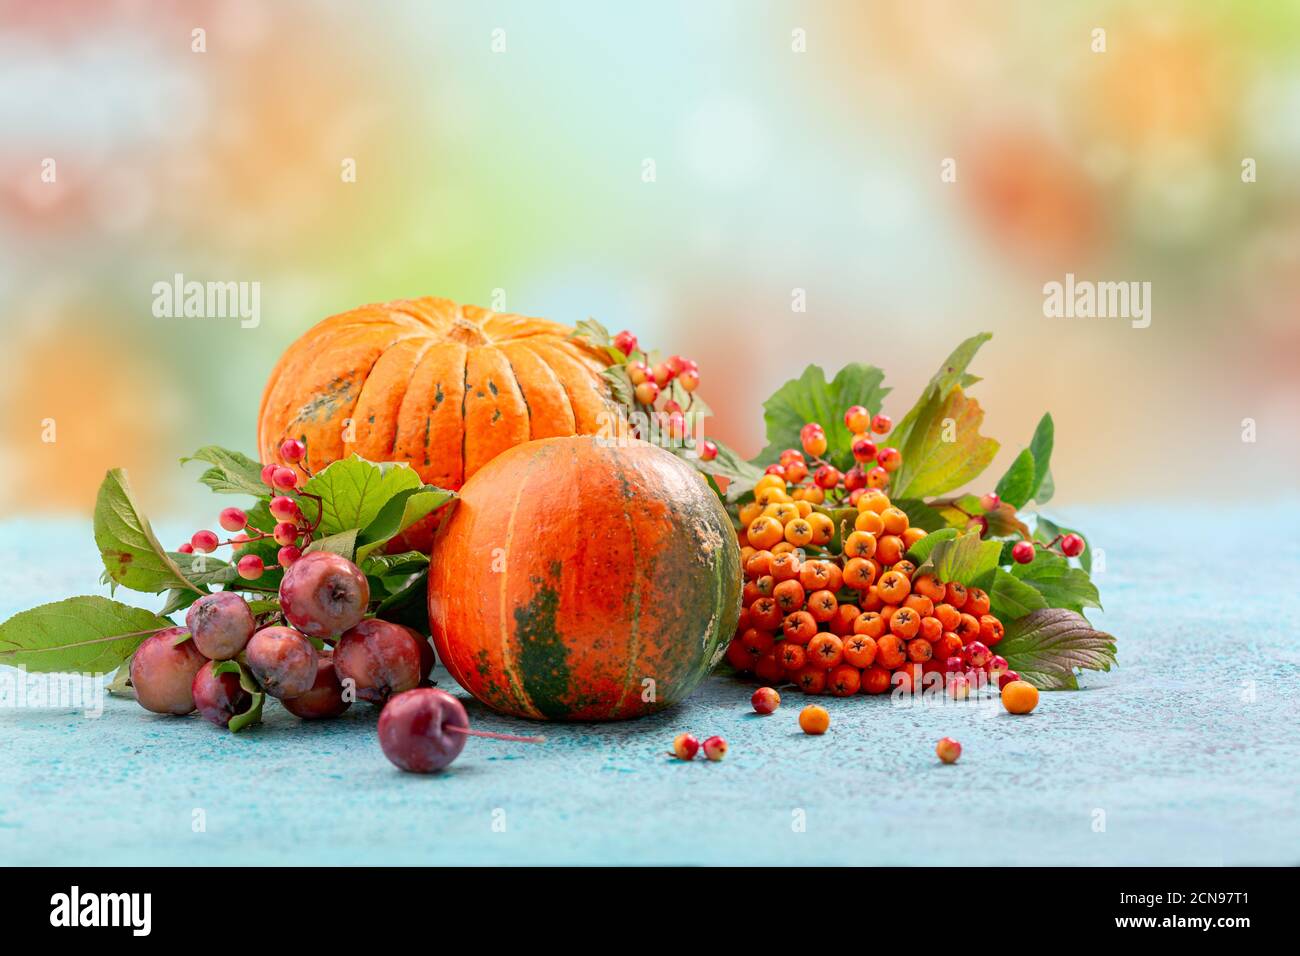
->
[[444, 725, 546, 744]]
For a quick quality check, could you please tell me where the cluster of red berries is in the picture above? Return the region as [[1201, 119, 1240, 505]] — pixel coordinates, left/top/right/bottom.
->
[[176, 439, 320, 579], [613, 329, 718, 462], [763, 406, 901, 506], [669, 732, 727, 762], [726, 483, 1018, 697]]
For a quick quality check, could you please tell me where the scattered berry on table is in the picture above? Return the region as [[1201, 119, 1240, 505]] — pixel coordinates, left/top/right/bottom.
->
[[1001, 680, 1039, 714], [671, 732, 700, 760], [702, 735, 728, 761], [936, 737, 962, 764], [799, 704, 830, 735], [751, 686, 781, 714]]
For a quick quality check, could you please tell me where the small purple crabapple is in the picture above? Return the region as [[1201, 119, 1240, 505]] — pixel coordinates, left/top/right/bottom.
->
[[245, 626, 319, 699], [280, 653, 351, 720], [185, 592, 255, 660], [278, 551, 369, 637], [333, 619, 424, 703], [130, 627, 207, 715], [191, 661, 253, 728], [377, 688, 469, 773]]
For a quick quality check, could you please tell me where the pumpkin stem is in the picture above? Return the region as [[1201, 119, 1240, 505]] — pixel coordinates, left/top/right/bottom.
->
[[445, 318, 489, 347]]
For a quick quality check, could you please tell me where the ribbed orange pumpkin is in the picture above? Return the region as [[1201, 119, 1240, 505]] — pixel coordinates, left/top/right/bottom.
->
[[257, 297, 614, 548], [428, 436, 743, 721]]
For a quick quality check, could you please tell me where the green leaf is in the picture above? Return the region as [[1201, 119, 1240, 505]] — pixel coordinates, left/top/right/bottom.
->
[[169, 551, 239, 588], [905, 527, 958, 564], [994, 448, 1037, 510], [211, 660, 265, 733], [689, 438, 766, 501], [998, 608, 1116, 690], [0, 596, 173, 673], [94, 469, 202, 595], [987, 568, 1049, 621], [893, 498, 948, 533], [1034, 516, 1090, 572], [361, 550, 430, 577], [1012, 552, 1101, 613], [1027, 413, 1054, 503], [159, 587, 203, 616], [180, 446, 268, 497], [601, 364, 634, 409], [302, 456, 424, 537], [304, 529, 359, 560], [918, 529, 1002, 586], [755, 364, 890, 471], [355, 486, 455, 561]]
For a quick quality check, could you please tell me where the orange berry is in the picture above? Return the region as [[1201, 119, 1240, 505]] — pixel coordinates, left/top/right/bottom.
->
[[862, 665, 891, 694], [903, 593, 934, 618], [934, 632, 963, 661], [783, 517, 814, 547], [782, 610, 817, 645], [956, 613, 982, 644], [828, 603, 861, 637], [875, 634, 907, 669], [854, 510, 885, 535], [906, 637, 933, 663], [779, 642, 807, 671], [980, 614, 1005, 647], [806, 589, 839, 623], [876, 534, 905, 566], [784, 461, 809, 483], [821, 563, 843, 592], [888, 606, 920, 639], [844, 531, 877, 560], [739, 503, 763, 527], [773, 579, 806, 614], [749, 597, 782, 630], [808, 512, 835, 547], [892, 559, 917, 578], [725, 638, 753, 671], [744, 550, 772, 579], [1001, 680, 1039, 715], [860, 585, 884, 612], [798, 560, 834, 592], [853, 611, 886, 639], [842, 634, 878, 668], [901, 527, 927, 548], [740, 628, 776, 658], [880, 507, 909, 535], [807, 633, 844, 669], [918, 615, 943, 643], [754, 575, 776, 599], [945, 581, 969, 608], [913, 574, 947, 602], [965, 587, 991, 617], [877, 570, 912, 603], [770, 552, 801, 581], [934, 603, 961, 631], [746, 516, 784, 550], [892, 662, 922, 694], [828, 664, 861, 697], [796, 668, 827, 695], [799, 704, 830, 733], [857, 490, 891, 514], [843, 557, 877, 591]]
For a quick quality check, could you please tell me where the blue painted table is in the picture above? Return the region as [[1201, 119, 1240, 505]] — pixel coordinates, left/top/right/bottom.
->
[[2, 504, 1297, 865]]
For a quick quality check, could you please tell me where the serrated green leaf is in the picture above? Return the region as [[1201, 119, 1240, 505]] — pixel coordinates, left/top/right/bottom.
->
[[688, 438, 766, 501], [354, 486, 455, 561], [994, 448, 1037, 510], [998, 608, 1116, 690], [755, 364, 891, 471], [905, 527, 958, 564], [169, 552, 239, 587], [180, 446, 268, 497], [1012, 551, 1101, 613], [917, 529, 1002, 586], [893, 498, 948, 533], [0, 596, 173, 673], [94, 469, 201, 595], [987, 567, 1049, 621], [1027, 413, 1054, 503], [302, 456, 424, 537], [304, 529, 359, 560], [601, 364, 634, 409], [361, 550, 430, 577], [889, 386, 1000, 500]]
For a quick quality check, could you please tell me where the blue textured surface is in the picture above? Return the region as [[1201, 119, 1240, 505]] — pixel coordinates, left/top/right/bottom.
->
[[2, 504, 1298, 866]]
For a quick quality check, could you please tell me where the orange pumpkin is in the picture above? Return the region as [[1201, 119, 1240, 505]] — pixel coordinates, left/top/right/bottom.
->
[[257, 296, 614, 549], [428, 436, 743, 721]]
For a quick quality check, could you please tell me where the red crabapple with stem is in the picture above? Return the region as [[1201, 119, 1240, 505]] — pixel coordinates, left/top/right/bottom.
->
[[191, 661, 253, 728], [245, 626, 319, 699], [377, 688, 544, 773]]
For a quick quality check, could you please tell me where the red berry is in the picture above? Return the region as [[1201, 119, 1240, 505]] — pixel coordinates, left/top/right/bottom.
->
[[236, 554, 265, 580], [699, 440, 718, 462], [968, 514, 989, 537], [271, 466, 299, 491], [980, 492, 1001, 512], [177, 542, 195, 554], [702, 735, 728, 761], [989, 654, 1009, 677], [678, 369, 700, 392], [273, 521, 299, 547], [851, 437, 878, 462], [936, 737, 962, 764], [279, 438, 307, 462], [814, 465, 841, 489], [665, 411, 687, 439], [191, 530, 219, 554], [1061, 533, 1085, 557], [998, 669, 1021, 690], [751, 686, 780, 714], [613, 330, 638, 355], [1012, 540, 1036, 564], [651, 362, 674, 387], [844, 405, 869, 431], [269, 495, 301, 521], [875, 447, 901, 472], [765, 463, 786, 477], [945, 655, 965, 673], [277, 545, 302, 569], [671, 733, 700, 760], [779, 449, 805, 464], [843, 465, 866, 492], [634, 381, 660, 405], [964, 640, 991, 669], [870, 413, 892, 435], [866, 466, 889, 488], [260, 463, 279, 486], [218, 507, 248, 532], [800, 423, 827, 458]]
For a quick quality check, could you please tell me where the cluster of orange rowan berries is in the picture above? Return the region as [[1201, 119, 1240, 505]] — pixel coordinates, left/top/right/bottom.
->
[[725, 480, 1011, 697]]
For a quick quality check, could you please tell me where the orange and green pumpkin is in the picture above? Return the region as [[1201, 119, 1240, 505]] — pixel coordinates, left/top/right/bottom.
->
[[427, 435, 742, 721], [257, 296, 614, 550]]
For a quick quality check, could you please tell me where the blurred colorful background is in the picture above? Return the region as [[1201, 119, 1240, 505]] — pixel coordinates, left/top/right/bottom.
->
[[2, 0, 1298, 519]]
